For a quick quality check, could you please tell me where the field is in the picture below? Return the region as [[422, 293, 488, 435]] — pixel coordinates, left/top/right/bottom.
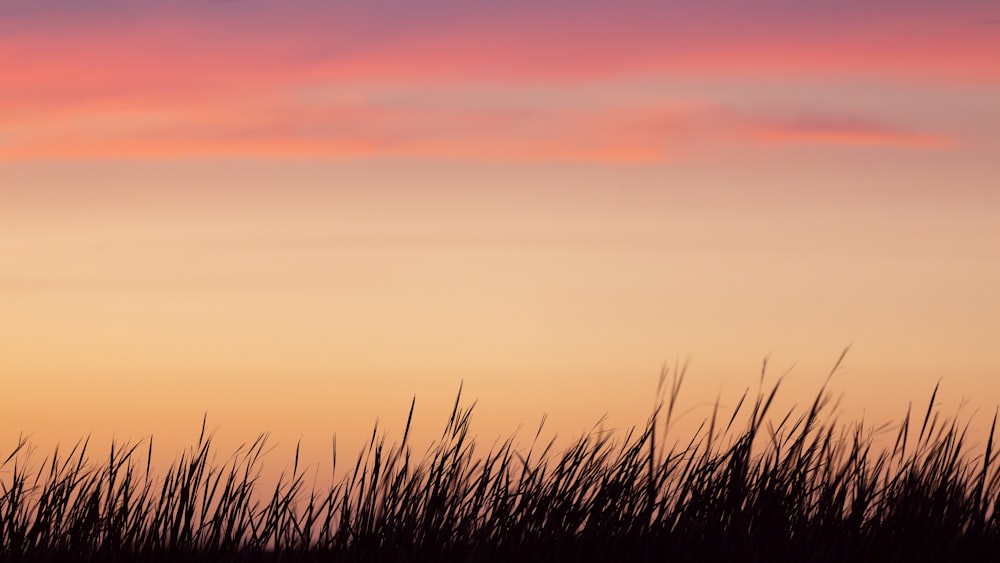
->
[[3, 356, 999, 562]]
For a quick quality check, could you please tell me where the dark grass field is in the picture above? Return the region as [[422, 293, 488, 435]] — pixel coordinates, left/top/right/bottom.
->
[[4, 356, 1000, 562]]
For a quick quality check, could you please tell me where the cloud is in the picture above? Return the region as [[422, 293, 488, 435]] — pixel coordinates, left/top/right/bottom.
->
[[1, 93, 952, 162], [0, 97, 701, 162], [0, 2, 987, 162], [1, 1, 996, 107], [743, 115, 953, 149]]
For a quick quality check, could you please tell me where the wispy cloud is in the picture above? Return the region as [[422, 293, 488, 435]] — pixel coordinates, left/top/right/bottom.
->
[[1, 96, 700, 162], [743, 115, 953, 149], [0, 93, 952, 162], [1, 2, 976, 162], [1, 2, 996, 105]]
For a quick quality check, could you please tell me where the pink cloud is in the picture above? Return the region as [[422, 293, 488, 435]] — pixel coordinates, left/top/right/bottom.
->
[[744, 115, 953, 149], [0, 3, 988, 164], [2, 3, 973, 163], [0, 90, 952, 163], [1, 3, 996, 113], [0, 99, 698, 163]]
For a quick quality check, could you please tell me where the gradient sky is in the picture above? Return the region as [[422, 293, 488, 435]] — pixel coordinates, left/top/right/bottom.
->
[[2, 1, 999, 474]]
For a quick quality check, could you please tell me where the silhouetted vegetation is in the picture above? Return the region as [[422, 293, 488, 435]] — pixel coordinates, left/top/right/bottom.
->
[[3, 353, 1000, 561]]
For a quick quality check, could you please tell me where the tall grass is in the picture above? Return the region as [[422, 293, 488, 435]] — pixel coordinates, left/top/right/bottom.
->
[[3, 363, 1000, 561]]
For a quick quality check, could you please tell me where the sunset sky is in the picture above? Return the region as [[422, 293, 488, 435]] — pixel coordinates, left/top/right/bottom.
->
[[2, 1, 999, 472]]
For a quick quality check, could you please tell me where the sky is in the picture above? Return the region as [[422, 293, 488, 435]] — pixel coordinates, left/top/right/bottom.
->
[[2, 1, 999, 475]]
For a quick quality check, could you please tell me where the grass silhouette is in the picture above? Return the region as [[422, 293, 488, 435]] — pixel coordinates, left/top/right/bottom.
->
[[3, 354, 999, 562]]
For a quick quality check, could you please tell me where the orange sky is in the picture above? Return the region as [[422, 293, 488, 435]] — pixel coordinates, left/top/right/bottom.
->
[[2, 1, 999, 476]]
